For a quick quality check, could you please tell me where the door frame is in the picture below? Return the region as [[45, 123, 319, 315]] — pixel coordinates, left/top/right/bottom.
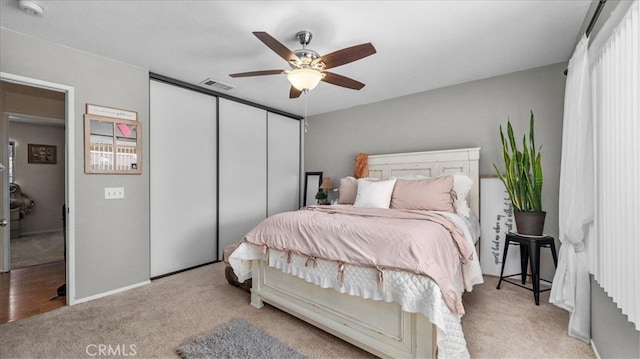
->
[[0, 72, 76, 305]]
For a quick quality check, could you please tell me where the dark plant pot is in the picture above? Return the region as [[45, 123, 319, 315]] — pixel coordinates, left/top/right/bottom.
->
[[514, 211, 546, 236]]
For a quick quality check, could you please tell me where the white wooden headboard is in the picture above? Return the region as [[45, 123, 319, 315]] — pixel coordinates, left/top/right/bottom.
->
[[367, 147, 481, 216]]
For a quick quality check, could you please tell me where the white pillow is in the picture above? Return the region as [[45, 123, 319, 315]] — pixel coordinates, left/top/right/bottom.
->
[[452, 174, 473, 217], [353, 178, 397, 209]]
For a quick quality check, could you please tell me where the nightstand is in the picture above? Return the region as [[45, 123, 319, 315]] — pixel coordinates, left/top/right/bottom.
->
[[496, 233, 558, 305]]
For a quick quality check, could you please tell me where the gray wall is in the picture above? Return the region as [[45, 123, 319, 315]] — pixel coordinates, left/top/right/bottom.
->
[[0, 29, 150, 300], [9, 121, 65, 234], [305, 62, 566, 279]]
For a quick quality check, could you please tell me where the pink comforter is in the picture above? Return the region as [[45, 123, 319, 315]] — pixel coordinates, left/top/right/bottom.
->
[[242, 205, 474, 315]]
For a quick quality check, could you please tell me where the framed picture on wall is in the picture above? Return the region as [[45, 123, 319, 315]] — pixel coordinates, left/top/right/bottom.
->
[[304, 172, 322, 207], [27, 144, 57, 164]]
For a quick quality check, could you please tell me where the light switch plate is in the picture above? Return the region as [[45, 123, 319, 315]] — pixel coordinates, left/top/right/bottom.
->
[[105, 187, 124, 199]]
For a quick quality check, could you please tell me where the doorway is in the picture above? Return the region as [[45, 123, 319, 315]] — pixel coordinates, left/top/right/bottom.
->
[[0, 73, 76, 322], [8, 113, 66, 270]]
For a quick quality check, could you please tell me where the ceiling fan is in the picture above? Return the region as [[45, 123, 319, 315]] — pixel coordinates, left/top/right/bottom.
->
[[230, 31, 376, 99]]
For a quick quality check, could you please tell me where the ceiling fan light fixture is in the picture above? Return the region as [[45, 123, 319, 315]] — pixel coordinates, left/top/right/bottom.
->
[[287, 68, 323, 92]]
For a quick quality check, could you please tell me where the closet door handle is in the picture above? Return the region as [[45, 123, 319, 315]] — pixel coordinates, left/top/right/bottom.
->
[[0, 218, 7, 227]]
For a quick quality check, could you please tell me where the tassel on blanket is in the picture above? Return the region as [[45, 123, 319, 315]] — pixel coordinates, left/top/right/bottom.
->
[[305, 256, 318, 268], [376, 266, 385, 295], [337, 262, 345, 285], [261, 245, 271, 266]]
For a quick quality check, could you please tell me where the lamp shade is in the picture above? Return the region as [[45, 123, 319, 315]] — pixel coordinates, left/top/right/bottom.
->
[[319, 177, 334, 190], [287, 68, 323, 91]]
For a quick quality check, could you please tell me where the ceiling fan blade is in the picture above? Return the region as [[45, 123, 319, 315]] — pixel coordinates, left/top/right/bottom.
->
[[229, 69, 284, 78], [321, 72, 365, 90], [289, 86, 302, 99], [253, 31, 300, 63], [313, 43, 376, 70]]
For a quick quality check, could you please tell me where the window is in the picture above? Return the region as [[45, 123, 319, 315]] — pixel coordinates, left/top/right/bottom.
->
[[8, 141, 15, 183], [591, 1, 639, 330]]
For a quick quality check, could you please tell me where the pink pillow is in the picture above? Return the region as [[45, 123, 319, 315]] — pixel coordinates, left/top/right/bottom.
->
[[337, 177, 358, 204], [390, 176, 455, 211]]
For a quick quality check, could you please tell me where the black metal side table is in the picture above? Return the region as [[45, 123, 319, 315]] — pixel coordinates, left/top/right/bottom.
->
[[496, 233, 558, 305]]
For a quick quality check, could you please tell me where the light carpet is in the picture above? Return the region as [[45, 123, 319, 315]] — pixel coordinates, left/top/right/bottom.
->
[[10, 231, 64, 269], [0, 262, 373, 359], [176, 318, 305, 359], [462, 275, 595, 358], [0, 262, 594, 358]]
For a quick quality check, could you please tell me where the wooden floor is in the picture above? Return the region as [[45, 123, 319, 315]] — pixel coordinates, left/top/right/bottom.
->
[[0, 260, 66, 323]]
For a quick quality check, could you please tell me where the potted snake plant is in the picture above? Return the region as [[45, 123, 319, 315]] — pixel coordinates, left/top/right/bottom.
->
[[493, 111, 545, 236]]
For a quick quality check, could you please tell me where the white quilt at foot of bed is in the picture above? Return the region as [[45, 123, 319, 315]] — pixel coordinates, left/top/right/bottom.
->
[[230, 243, 474, 358]]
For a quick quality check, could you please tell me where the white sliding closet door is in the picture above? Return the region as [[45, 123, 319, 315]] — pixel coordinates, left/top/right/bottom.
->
[[150, 80, 217, 277], [218, 98, 267, 260], [267, 112, 300, 216]]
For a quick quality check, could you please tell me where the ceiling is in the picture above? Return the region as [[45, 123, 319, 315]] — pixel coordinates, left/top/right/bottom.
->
[[0, 0, 592, 117]]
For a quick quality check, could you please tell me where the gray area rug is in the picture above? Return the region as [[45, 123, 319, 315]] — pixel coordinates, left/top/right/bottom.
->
[[177, 318, 306, 359], [11, 231, 64, 269]]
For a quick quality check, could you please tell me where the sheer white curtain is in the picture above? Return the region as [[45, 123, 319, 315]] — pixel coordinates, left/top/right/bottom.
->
[[550, 33, 593, 343], [590, 0, 640, 331]]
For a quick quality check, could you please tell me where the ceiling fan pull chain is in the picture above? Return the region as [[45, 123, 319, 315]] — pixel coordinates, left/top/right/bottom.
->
[[304, 95, 309, 133]]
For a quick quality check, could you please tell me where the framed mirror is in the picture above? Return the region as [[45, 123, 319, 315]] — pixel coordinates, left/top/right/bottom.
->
[[84, 114, 142, 174], [303, 171, 322, 207]]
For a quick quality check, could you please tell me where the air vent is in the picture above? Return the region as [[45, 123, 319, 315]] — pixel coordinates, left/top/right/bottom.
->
[[199, 78, 234, 91]]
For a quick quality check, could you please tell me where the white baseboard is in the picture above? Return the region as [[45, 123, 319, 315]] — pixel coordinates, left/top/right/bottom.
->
[[591, 339, 601, 359], [72, 280, 150, 305]]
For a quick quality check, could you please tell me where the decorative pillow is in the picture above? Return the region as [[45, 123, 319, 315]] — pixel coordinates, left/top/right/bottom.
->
[[337, 176, 358, 204], [390, 176, 455, 211], [390, 173, 474, 216], [452, 174, 473, 217], [353, 178, 397, 209]]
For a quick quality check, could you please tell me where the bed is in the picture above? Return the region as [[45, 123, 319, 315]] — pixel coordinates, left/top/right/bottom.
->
[[230, 147, 482, 358]]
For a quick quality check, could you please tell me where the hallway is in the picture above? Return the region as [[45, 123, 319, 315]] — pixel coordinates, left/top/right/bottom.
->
[[10, 230, 64, 269]]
